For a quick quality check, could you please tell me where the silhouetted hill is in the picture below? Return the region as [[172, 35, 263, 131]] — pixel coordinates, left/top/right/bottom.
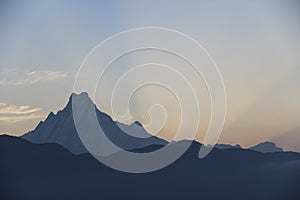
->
[[22, 93, 167, 154], [250, 141, 283, 153], [1, 135, 300, 200], [214, 143, 241, 150]]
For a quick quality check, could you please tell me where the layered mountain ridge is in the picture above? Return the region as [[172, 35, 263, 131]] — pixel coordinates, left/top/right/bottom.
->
[[22, 92, 284, 155], [1, 135, 299, 200]]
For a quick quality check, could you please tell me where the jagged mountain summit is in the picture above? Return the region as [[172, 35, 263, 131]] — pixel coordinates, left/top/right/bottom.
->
[[22, 92, 167, 154], [21, 92, 286, 155]]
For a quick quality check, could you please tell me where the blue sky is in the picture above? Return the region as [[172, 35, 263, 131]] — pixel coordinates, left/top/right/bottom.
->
[[0, 0, 300, 151]]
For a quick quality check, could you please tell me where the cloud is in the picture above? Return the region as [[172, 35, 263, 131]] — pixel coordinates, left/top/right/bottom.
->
[[0, 114, 44, 123], [0, 103, 44, 123], [0, 68, 17, 73], [0, 104, 41, 114], [0, 70, 69, 86]]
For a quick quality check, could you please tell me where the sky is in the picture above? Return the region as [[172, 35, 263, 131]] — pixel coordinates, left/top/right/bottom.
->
[[0, 0, 300, 151]]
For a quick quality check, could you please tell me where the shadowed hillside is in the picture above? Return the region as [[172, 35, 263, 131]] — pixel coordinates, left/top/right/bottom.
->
[[1, 135, 300, 200]]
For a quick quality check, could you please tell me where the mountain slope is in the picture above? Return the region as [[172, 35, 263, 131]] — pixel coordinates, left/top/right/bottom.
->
[[22, 92, 167, 154], [1, 135, 300, 200]]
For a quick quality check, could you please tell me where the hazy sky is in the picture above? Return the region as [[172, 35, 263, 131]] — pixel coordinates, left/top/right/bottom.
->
[[0, 0, 300, 151]]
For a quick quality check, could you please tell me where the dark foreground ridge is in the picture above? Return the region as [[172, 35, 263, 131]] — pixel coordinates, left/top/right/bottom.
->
[[1, 135, 300, 200]]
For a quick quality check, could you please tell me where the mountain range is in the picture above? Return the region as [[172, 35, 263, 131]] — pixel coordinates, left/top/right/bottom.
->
[[1, 92, 300, 200], [21, 92, 285, 154]]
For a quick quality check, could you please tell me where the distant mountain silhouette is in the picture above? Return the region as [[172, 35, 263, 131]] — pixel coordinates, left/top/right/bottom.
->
[[21, 92, 288, 155], [214, 143, 241, 150], [272, 129, 300, 152], [22, 92, 167, 154], [250, 141, 283, 153], [1, 135, 300, 200]]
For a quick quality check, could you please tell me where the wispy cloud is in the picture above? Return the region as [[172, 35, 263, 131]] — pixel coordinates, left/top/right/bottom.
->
[[0, 103, 41, 114], [0, 70, 69, 86], [0, 67, 17, 73], [0, 114, 44, 123], [0, 103, 44, 123]]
